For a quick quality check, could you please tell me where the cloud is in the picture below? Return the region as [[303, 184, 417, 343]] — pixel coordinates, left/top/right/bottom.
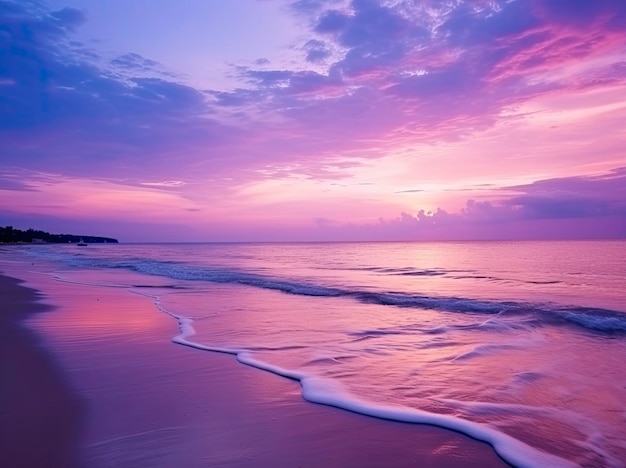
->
[[110, 53, 160, 71], [415, 168, 626, 225], [4, 0, 625, 174], [440, 1, 540, 46], [0, 175, 38, 192], [206, 0, 626, 163], [308, 168, 626, 241], [1, 0, 625, 238], [535, 0, 626, 29], [501, 167, 626, 219], [0, 1, 235, 177], [316, 0, 418, 49], [0, 170, 201, 221], [140, 180, 186, 188], [302, 39, 333, 63]]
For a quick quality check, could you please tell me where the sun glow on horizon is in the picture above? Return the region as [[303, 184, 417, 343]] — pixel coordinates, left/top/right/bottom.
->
[[1, 0, 625, 241]]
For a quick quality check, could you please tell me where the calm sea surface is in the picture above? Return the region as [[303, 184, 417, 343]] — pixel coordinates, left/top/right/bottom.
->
[[12, 240, 626, 467]]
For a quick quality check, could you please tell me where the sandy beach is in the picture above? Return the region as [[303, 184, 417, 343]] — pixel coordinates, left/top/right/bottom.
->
[[0, 264, 511, 467], [0, 274, 84, 467]]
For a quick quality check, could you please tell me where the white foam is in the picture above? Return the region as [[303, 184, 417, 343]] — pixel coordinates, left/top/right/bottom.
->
[[297, 378, 578, 468], [172, 316, 240, 356], [162, 304, 578, 468]]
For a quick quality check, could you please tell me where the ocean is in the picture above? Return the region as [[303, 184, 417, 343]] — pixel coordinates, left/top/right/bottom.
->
[[9, 240, 626, 467]]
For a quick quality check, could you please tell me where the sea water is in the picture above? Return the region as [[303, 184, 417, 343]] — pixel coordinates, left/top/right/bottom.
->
[[12, 240, 626, 467]]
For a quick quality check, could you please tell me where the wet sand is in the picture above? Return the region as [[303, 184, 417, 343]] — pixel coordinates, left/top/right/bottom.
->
[[0, 266, 511, 467], [0, 274, 84, 467]]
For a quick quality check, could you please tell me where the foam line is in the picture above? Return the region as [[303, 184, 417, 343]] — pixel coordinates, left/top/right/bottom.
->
[[162, 305, 577, 468]]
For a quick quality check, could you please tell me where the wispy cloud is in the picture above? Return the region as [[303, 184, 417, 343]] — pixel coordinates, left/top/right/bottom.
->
[[140, 180, 187, 188]]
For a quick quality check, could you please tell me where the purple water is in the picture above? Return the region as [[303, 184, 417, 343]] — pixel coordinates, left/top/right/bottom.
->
[[14, 240, 626, 467]]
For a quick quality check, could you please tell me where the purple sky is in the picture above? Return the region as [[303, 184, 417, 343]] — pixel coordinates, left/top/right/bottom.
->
[[1, 0, 625, 242]]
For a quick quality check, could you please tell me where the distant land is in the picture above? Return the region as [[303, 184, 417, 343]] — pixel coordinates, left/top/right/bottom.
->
[[0, 226, 119, 244]]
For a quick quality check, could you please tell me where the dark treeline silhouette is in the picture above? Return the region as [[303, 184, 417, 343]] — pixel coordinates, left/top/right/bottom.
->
[[0, 226, 118, 244]]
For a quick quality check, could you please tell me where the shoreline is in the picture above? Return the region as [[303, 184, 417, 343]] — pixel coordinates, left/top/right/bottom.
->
[[0, 274, 84, 467], [0, 265, 512, 467]]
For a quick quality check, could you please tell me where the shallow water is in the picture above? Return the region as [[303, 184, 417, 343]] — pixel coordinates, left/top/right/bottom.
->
[[14, 240, 626, 467]]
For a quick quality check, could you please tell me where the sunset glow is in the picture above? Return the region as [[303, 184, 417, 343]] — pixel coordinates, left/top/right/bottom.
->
[[1, 0, 625, 241]]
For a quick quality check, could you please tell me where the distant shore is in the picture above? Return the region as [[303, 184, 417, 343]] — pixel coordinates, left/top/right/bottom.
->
[[0, 225, 118, 244], [0, 264, 510, 467]]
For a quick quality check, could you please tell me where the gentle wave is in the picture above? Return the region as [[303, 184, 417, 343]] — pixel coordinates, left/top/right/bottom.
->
[[26, 249, 626, 334], [343, 265, 563, 286], [156, 301, 577, 468]]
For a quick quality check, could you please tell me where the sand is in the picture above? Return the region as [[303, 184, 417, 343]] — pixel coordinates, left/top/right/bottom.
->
[[0, 265, 511, 467], [0, 274, 84, 467]]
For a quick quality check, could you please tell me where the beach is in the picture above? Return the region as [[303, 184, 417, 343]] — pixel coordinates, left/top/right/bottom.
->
[[0, 274, 84, 467], [0, 263, 510, 467]]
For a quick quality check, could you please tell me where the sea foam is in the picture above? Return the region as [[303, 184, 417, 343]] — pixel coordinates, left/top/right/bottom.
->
[[164, 305, 578, 468]]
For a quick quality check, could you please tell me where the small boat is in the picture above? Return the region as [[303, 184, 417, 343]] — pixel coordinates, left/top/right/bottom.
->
[[77, 238, 87, 246]]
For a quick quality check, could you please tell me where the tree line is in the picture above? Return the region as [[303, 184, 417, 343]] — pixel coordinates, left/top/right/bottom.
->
[[0, 226, 119, 244]]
